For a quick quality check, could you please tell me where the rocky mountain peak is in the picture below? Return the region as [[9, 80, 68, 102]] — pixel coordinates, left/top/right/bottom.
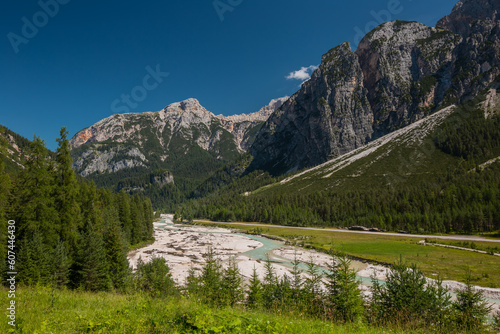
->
[[218, 97, 289, 123], [437, 0, 500, 35]]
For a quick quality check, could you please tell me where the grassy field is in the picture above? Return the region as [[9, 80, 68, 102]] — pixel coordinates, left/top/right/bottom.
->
[[197, 222, 500, 288], [0, 287, 426, 333]]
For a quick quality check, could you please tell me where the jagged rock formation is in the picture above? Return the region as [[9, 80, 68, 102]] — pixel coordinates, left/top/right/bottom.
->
[[70, 97, 287, 180], [249, 0, 500, 175], [249, 43, 373, 174]]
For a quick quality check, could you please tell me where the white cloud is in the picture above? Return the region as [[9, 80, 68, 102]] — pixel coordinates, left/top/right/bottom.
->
[[286, 65, 318, 82]]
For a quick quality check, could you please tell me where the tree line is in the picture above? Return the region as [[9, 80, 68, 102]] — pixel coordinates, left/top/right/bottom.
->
[[0, 128, 154, 291], [134, 250, 499, 333], [176, 161, 500, 234]]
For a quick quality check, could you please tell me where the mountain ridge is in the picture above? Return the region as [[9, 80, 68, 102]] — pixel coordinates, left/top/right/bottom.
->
[[248, 0, 500, 176]]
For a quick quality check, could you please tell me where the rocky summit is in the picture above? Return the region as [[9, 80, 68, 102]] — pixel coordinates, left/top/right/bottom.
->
[[70, 97, 287, 179], [249, 0, 499, 175]]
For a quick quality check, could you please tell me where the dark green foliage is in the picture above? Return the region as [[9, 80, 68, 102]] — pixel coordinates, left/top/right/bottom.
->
[[370, 258, 451, 328], [246, 266, 263, 308], [74, 223, 111, 291], [17, 229, 52, 285], [221, 258, 243, 306], [52, 240, 71, 288], [104, 220, 131, 290], [11, 136, 59, 248], [200, 247, 223, 306], [55, 127, 81, 252], [434, 101, 500, 161], [1, 128, 153, 292], [452, 271, 492, 332], [134, 257, 177, 298], [325, 253, 364, 323]]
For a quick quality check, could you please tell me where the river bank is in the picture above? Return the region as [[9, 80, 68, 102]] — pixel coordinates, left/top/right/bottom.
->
[[128, 214, 500, 313]]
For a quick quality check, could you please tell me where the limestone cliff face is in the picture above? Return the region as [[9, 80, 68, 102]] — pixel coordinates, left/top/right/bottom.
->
[[437, 0, 500, 105], [356, 21, 462, 136], [249, 0, 500, 175], [249, 43, 373, 174]]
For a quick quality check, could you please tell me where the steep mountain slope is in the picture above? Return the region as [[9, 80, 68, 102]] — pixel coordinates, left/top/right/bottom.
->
[[0, 125, 34, 174], [179, 91, 500, 233], [252, 89, 500, 196], [70, 97, 287, 208], [249, 0, 500, 176]]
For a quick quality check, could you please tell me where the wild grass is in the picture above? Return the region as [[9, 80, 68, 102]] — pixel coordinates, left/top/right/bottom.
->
[[0, 286, 423, 334]]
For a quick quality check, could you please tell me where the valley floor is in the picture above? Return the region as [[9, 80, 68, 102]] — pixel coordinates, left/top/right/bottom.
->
[[129, 215, 500, 314]]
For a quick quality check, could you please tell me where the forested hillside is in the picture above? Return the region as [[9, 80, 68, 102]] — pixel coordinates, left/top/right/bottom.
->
[[0, 128, 154, 290], [177, 95, 500, 235]]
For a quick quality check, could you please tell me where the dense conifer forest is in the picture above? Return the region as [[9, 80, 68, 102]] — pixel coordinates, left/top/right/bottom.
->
[[0, 128, 154, 290]]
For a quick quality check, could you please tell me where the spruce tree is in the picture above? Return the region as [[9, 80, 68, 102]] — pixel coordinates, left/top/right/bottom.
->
[[453, 271, 492, 332], [246, 266, 263, 308], [104, 219, 130, 290], [74, 222, 111, 291], [221, 257, 243, 306], [18, 229, 51, 285], [135, 257, 176, 298], [324, 253, 364, 322], [200, 247, 223, 305], [54, 127, 81, 252], [51, 239, 71, 288], [12, 136, 58, 248]]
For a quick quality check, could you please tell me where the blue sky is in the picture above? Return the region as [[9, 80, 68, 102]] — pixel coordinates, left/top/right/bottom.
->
[[1, 0, 457, 150]]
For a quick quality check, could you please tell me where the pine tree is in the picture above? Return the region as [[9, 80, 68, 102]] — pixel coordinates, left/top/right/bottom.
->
[[262, 255, 278, 310], [246, 266, 263, 308], [221, 257, 243, 306], [453, 271, 492, 332], [185, 265, 201, 297], [18, 229, 51, 285], [200, 247, 223, 305], [104, 220, 130, 290], [54, 127, 81, 252], [74, 222, 111, 291], [325, 253, 364, 322], [51, 239, 71, 287], [117, 191, 132, 244], [12, 136, 59, 248], [135, 257, 176, 298]]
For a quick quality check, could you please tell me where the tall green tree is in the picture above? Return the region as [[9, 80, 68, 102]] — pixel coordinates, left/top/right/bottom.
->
[[246, 266, 263, 308], [12, 136, 58, 247], [104, 220, 130, 290], [51, 239, 71, 287], [325, 253, 364, 322], [221, 257, 243, 306], [200, 247, 223, 305], [453, 271, 492, 332], [0, 136, 11, 277], [74, 222, 111, 291], [54, 127, 81, 252]]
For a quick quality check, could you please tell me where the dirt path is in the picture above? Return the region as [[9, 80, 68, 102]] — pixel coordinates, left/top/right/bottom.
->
[[195, 220, 500, 243]]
